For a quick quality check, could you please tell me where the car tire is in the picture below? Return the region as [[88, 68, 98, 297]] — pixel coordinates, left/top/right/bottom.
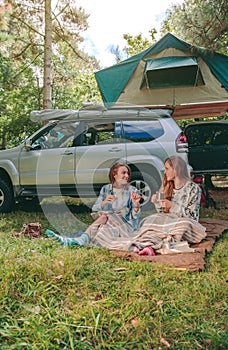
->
[[130, 171, 160, 211], [0, 178, 15, 213], [17, 197, 41, 212]]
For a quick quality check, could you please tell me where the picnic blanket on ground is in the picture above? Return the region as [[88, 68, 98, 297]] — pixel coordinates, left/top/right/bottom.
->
[[92, 212, 206, 253], [109, 218, 228, 271]]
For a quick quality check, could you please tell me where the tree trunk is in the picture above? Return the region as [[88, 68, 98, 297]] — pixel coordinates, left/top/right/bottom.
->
[[43, 0, 52, 111], [1, 129, 7, 150]]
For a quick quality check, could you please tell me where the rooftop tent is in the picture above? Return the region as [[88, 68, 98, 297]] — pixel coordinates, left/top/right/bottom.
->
[[95, 33, 228, 119]]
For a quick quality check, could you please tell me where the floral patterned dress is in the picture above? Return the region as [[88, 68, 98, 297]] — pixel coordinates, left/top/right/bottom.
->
[[154, 181, 201, 221]]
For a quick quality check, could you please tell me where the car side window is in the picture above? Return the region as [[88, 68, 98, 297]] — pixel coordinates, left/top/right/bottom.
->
[[186, 125, 213, 146], [203, 126, 215, 145], [121, 120, 164, 142], [185, 127, 202, 146], [83, 122, 122, 145], [212, 126, 228, 146], [186, 123, 228, 147]]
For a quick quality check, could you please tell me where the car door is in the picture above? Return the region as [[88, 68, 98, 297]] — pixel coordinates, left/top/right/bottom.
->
[[19, 120, 79, 193], [187, 124, 227, 171], [74, 120, 126, 195], [186, 124, 210, 170], [210, 124, 228, 170]]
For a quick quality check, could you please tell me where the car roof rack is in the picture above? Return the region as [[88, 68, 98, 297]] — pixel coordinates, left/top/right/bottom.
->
[[30, 105, 173, 123]]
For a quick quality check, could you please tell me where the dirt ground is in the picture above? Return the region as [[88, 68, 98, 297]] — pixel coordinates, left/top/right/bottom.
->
[[209, 188, 228, 209], [208, 176, 228, 210]]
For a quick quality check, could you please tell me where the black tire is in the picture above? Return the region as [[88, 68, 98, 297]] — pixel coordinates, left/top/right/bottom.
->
[[204, 174, 215, 189], [17, 197, 41, 212], [0, 178, 15, 213], [130, 171, 160, 211]]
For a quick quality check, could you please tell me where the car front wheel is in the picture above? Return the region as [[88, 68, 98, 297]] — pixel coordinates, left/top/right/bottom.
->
[[130, 171, 160, 211], [0, 178, 15, 213]]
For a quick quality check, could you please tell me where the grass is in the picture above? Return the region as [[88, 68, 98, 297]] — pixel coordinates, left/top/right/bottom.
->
[[0, 194, 227, 349]]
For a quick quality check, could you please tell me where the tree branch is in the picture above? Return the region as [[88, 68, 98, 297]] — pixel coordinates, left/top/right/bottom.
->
[[52, 12, 89, 63], [11, 12, 44, 38], [12, 53, 42, 80]]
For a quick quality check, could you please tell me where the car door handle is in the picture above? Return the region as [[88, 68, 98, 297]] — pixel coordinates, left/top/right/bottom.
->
[[61, 151, 74, 155], [108, 147, 122, 152]]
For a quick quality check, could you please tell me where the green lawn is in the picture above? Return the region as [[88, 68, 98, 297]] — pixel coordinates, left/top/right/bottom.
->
[[0, 198, 227, 349]]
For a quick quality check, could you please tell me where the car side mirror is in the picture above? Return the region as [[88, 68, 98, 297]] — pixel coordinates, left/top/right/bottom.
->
[[24, 139, 31, 151]]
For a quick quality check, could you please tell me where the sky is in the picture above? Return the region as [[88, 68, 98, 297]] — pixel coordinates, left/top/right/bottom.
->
[[77, 0, 184, 68]]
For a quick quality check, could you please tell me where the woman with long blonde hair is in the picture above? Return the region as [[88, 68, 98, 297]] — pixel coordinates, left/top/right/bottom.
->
[[151, 156, 201, 220]]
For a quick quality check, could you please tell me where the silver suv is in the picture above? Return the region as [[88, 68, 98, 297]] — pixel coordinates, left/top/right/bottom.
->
[[0, 106, 189, 212]]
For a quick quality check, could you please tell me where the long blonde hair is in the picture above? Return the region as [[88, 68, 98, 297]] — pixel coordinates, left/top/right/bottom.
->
[[163, 156, 190, 200]]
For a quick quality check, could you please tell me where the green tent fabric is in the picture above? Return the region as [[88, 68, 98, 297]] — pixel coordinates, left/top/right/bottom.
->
[[202, 52, 228, 90], [95, 32, 228, 107], [95, 59, 139, 105]]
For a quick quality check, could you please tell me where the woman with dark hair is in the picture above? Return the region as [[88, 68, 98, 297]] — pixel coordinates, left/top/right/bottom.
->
[[46, 162, 141, 246]]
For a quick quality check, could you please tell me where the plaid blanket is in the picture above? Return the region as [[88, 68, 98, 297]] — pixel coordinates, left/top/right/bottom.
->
[[91, 212, 206, 254]]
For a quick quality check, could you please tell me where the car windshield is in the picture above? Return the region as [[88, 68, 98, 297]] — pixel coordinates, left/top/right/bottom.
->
[[31, 121, 80, 149]]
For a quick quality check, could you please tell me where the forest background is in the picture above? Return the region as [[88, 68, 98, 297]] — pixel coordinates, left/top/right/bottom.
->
[[0, 2, 227, 349], [0, 0, 227, 150]]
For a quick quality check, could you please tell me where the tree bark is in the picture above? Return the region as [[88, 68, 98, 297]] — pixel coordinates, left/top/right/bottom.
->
[[43, 0, 52, 111]]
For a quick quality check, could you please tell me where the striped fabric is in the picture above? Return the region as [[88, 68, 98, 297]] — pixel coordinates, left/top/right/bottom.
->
[[136, 213, 206, 243], [91, 212, 206, 253], [92, 212, 137, 249]]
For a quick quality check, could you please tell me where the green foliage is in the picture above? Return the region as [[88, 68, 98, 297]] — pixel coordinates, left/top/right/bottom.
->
[[0, 54, 40, 148], [108, 29, 158, 64], [161, 0, 228, 54], [0, 200, 227, 349], [0, 1, 102, 149], [177, 114, 228, 130], [51, 49, 102, 110], [123, 29, 157, 56], [1, 0, 91, 64]]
